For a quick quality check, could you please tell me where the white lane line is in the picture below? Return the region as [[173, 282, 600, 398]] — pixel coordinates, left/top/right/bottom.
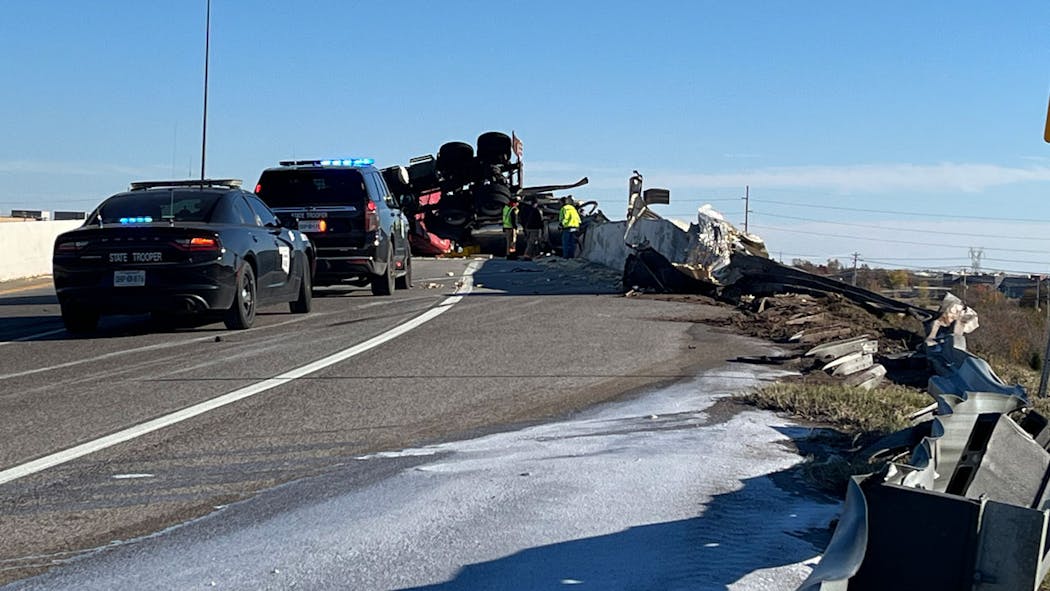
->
[[0, 328, 66, 347], [0, 261, 478, 487]]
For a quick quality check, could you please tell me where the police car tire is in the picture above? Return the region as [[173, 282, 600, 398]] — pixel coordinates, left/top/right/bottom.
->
[[61, 304, 99, 334], [290, 264, 312, 314], [396, 253, 413, 290], [224, 264, 257, 329]]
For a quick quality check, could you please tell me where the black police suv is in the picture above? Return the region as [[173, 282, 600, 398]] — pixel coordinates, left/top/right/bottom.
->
[[52, 179, 313, 333], [254, 158, 412, 295]]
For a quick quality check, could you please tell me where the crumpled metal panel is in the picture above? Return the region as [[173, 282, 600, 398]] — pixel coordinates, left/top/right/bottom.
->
[[798, 331, 1050, 591]]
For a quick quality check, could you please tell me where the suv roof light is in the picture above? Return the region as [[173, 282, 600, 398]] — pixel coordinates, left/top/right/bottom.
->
[[277, 158, 375, 167], [129, 179, 242, 191]]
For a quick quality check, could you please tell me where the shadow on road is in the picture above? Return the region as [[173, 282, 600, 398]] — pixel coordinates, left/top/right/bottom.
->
[[0, 294, 59, 306], [467, 258, 622, 297]]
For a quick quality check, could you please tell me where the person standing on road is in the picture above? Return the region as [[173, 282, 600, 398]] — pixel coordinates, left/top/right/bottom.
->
[[559, 196, 581, 259], [519, 196, 545, 260], [502, 197, 520, 259]]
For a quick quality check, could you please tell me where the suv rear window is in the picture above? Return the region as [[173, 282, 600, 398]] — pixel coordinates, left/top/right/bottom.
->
[[91, 190, 223, 224], [256, 168, 369, 208]]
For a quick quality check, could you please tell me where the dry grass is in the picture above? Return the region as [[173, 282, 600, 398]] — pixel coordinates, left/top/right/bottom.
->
[[737, 381, 932, 494], [740, 381, 932, 436]]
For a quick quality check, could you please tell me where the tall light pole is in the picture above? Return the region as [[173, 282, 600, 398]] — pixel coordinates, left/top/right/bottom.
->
[[200, 0, 211, 182]]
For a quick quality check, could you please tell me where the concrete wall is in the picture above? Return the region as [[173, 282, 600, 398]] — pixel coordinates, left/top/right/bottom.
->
[[582, 218, 692, 272], [0, 220, 83, 282]]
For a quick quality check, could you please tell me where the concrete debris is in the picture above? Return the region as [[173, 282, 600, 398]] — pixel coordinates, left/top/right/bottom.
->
[[792, 326, 854, 344], [785, 312, 827, 326], [823, 351, 873, 376], [806, 335, 878, 364], [924, 292, 979, 345], [842, 364, 886, 390]]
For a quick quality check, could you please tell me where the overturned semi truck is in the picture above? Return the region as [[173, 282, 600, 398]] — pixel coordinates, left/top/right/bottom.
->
[[379, 131, 591, 255]]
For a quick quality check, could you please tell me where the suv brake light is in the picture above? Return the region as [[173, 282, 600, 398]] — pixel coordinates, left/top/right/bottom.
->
[[365, 200, 379, 232]]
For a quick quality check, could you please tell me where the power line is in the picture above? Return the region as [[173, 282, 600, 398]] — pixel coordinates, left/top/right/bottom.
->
[[753, 224, 1050, 255], [755, 198, 1050, 223], [757, 211, 1050, 242]]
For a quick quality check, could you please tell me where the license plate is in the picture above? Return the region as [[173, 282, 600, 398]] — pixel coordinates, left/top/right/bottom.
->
[[114, 270, 145, 287], [298, 220, 324, 232]]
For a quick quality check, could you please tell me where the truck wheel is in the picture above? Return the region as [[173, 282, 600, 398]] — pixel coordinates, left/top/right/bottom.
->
[[474, 184, 512, 217], [476, 131, 511, 165], [224, 264, 257, 329]]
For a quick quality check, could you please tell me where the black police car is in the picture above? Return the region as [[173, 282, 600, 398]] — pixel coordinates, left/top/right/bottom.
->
[[52, 179, 313, 333], [254, 158, 411, 295]]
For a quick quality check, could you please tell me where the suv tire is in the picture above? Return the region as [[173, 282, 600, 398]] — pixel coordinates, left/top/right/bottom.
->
[[290, 264, 312, 313], [396, 253, 413, 290], [371, 247, 395, 296]]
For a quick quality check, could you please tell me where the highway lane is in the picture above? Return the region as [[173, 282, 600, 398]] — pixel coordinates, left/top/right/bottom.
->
[[0, 256, 746, 584]]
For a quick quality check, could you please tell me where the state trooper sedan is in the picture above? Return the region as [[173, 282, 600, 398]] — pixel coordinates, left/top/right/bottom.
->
[[52, 179, 314, 333]]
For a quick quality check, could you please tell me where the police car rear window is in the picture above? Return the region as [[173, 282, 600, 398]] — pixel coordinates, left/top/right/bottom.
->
[[92, 191, 223, 224], [256, 169, 368, 208]]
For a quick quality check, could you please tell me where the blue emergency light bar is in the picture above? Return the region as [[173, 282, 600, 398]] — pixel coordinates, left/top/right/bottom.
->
[[119, 216, 154, 224], [278, 158, 375, 167]]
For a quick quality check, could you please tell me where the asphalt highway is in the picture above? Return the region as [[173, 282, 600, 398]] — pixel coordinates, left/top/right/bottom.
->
[[0, 256, 755, 585]]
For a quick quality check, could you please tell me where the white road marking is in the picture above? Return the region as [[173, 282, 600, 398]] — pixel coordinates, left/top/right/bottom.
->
[[0, 310, 341, 381], [0, 262, 478, 486], [0, 328, 66, 347]]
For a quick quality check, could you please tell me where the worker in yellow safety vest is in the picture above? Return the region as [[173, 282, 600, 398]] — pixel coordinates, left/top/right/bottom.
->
[[502, 197, 519, 259], [559, 196, 581, 258]]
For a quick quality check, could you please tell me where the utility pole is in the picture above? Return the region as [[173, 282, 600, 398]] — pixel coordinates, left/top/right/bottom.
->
[[851, 252, 860, 286], [742, 185, 751, 234], [200, 0, 211, 183]]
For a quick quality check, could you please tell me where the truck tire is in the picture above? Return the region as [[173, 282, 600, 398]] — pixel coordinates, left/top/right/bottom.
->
[[437, 141, 475, 185], [476, 131, 512, 166], [474, 184, 512, 218]]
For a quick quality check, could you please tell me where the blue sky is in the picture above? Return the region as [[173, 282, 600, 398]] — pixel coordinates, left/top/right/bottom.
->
[[2, 1, 1049, 273]]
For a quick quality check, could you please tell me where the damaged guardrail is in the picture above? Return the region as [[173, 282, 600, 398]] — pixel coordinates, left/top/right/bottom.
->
[[580, 172, 1050, 588], [799, 311, 1050, 591]]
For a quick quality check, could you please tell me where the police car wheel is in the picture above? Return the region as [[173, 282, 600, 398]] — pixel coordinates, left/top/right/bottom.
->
[[61, 304, 99, 334], [224, 264, 257, 329]]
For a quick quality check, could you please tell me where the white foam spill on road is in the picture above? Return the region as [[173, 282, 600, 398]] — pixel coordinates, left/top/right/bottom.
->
[[8, 364, 838, 591]]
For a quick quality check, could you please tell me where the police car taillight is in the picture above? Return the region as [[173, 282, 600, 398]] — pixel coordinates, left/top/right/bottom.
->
[[173, 236, 221, 251], [56, 240, 88, 253], [365, 200, 379, 232]]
